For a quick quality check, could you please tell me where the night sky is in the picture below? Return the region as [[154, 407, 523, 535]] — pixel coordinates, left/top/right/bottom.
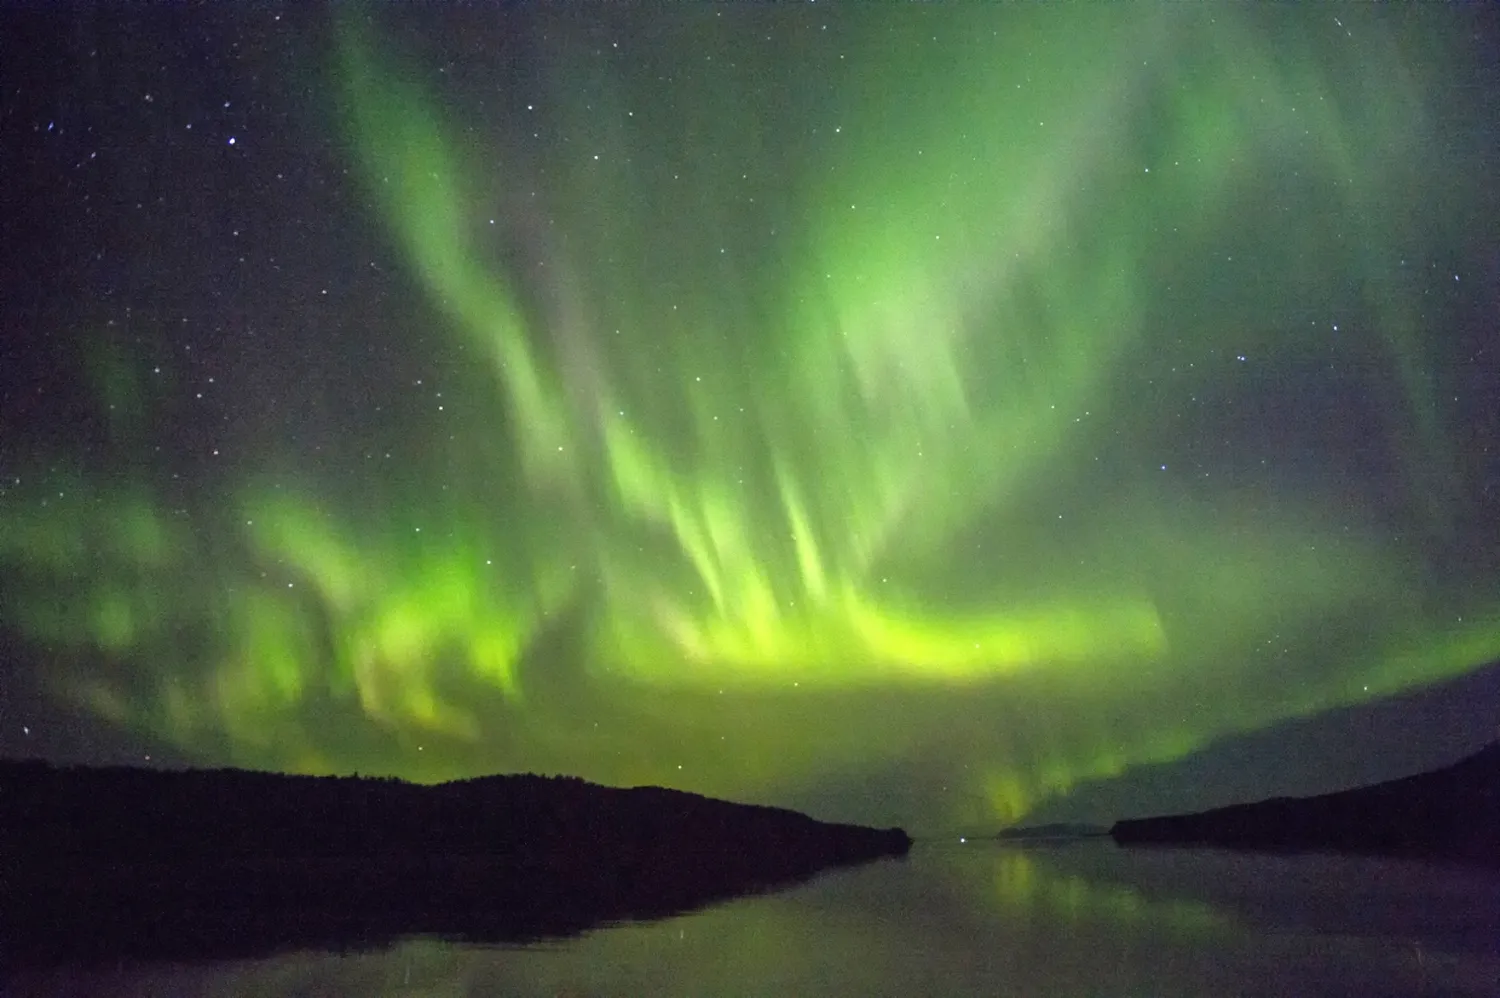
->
[[3, 5, 1499, 833]]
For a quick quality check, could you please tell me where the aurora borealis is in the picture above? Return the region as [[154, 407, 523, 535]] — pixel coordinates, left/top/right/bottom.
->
[[3, 5, 1498, 830]]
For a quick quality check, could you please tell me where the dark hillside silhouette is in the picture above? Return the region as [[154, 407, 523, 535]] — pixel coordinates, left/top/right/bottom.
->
[[0, 761, 910, 968], [1110, 740, 1500, 866]]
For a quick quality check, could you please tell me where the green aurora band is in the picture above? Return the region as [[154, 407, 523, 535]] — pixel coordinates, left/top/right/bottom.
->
[[4, 7, 1498, 827]]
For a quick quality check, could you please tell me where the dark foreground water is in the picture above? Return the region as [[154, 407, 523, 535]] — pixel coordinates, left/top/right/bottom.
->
[[10, 841, 1500, 997]]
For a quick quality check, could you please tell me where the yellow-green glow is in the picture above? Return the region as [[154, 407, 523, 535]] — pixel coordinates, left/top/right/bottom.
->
[[3, 7, 1497, 829]]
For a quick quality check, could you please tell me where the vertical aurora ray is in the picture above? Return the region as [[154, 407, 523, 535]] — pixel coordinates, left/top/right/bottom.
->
[[3, 6, 1498, 827]]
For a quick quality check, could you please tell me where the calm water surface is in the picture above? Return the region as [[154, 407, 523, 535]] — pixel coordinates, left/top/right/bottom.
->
[[13, 841, 1500, 997]]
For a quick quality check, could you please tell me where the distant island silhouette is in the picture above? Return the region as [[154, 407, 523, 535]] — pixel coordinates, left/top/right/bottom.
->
[[1110, 740, 1500, 867], [994, 822, 1109, 842], [0, 760, 910, 969]]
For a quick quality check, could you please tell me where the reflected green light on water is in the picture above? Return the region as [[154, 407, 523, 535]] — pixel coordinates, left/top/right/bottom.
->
[[10, 846, 1499, 997], [981, 848, 1224, 934]]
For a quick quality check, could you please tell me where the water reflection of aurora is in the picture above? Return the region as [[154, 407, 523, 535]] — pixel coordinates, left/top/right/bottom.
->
[[4, 6, 1498, 828]]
